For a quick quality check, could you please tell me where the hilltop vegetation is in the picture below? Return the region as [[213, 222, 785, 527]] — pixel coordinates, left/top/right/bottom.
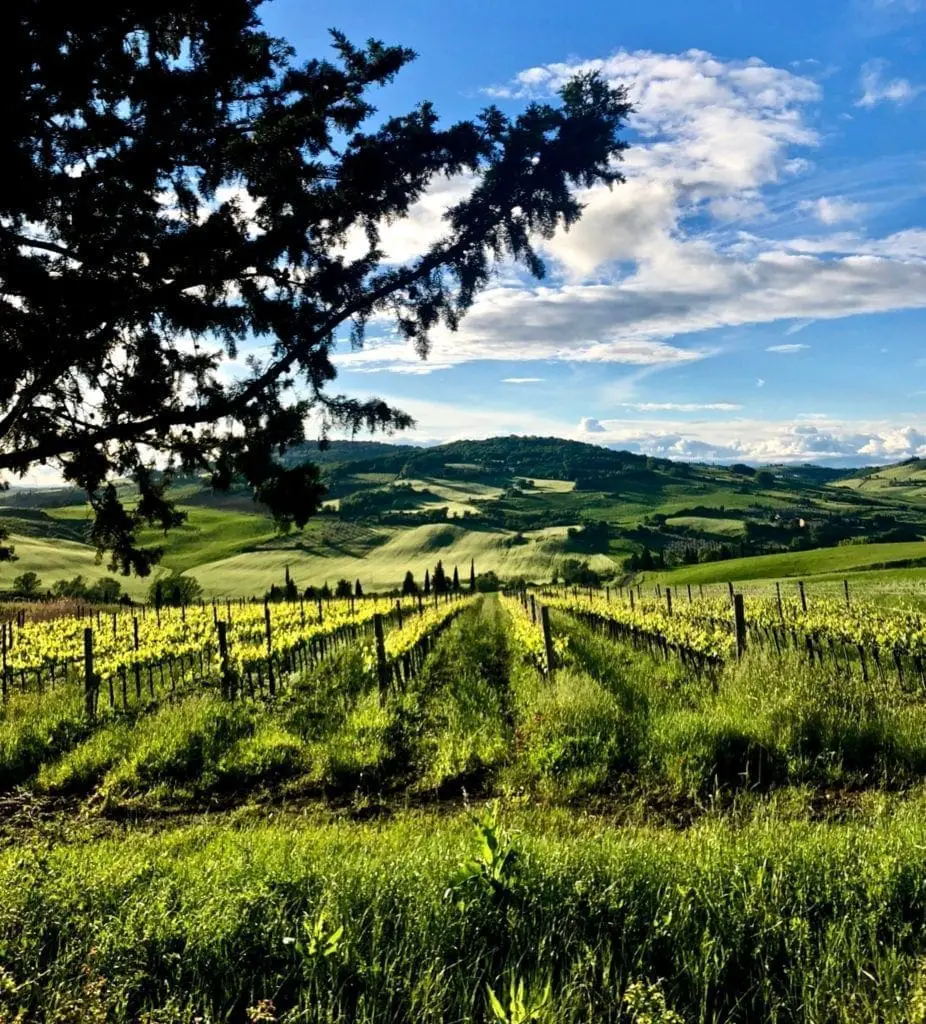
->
[[1, 438, 925, 598]]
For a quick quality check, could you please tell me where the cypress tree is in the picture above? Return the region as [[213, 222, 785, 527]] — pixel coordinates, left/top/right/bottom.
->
[[402, 571, 418, 596], [452, 566, 460, 591], [433, 560, 448, 594], [424, 569, 431, 596], [354, 579, 363, 597], [469, 559, 477, 592]]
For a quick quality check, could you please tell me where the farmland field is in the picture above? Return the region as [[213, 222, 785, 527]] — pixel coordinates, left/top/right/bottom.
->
[[8, 441, 926, 1020], [7, 582, 926, 1021]]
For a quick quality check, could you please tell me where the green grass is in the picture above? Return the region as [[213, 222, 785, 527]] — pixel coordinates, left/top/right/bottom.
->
[[50, 504, 279, 574], [191, 523, 619, 597], [10, 592, 926, 1019], [0, 534, 153, 598], [645, 540, 926, 586], [663, 515, 746, 536], [9, 802, 926, 1021], [135, 506, 279, 572]]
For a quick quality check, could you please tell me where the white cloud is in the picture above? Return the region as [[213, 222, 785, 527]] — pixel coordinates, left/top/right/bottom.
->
[[784, 319, 815, 335], [331, 48, 926, 376], [502, 377, 545, 384], [340, 175, 475, 264], [857, 59, 921, 107], [350, 394, 926, 466], [756, 378, 766, 388], [767, 343, 810, 352], [778, 228, 926, 259], [799, 196, 866, 224]]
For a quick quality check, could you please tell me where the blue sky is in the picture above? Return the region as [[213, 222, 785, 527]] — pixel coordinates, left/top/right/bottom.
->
[[266, 0, 926, 465]]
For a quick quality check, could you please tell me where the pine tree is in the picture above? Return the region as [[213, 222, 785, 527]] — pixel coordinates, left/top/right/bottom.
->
[[469, 559, 477, 592], [452, 566, 460, 591], [424, 569, 431, 596], [0, 4, 632, 574]]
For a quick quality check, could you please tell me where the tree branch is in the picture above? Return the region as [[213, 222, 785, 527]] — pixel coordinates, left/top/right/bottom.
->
[[1, 230, 81, 262]]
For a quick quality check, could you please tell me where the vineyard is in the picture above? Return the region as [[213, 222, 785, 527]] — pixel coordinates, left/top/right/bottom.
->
[[0, 591, 470, 709], [6, 584, 926, 1021]]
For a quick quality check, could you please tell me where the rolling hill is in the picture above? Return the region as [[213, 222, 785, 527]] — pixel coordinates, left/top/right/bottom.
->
[[2, 437, 926, 598]]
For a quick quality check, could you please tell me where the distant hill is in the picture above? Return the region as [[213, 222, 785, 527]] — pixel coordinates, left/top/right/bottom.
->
[[284, 438, 418, 467], [3, 436, 926, 598]]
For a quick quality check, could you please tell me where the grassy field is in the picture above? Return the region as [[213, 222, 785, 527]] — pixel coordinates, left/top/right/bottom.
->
[[7, 592, 926, 1019], [191, 522, 619, 596], [8, 439, 926, 604], [663, 514, 746, 536], [645, 539, 926, 587], [0, 534, 154, 599]]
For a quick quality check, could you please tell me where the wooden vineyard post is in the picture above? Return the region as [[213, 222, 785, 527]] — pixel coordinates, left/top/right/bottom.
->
[[699, 583, 704, 599], [1, 623, 7, 703], [540, 605, 555, 677], [844, 579, 850, 609], [799, 580, 807, 613], [264, 603, 275, 697], [317, 598, 323, 623], [83, 627, 96, 720], [665, 588, 673, 616], [133, 617, 141, 699], [395, 600, 403, 628], [418, 594, 424, 615], [727, 581, 734, 604], [605, 586, 610, 602], [529, 594, 537, 624], [217, 621, 232, 699], [629, 589, 635, 611], [373, 614, 389, 692], [733, 594, 747, 659], [776, 581, 784, 622], [687, 583, 692, 603]]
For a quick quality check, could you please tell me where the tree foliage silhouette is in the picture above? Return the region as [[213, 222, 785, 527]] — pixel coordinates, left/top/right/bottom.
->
[[0, 1, 631, 573]]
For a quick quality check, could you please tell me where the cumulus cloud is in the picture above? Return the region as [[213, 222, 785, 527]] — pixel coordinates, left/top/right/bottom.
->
[[337, 392, 926, 467], [799, 196, 866, 224], [365, 393, 926, 466], [767, 343, 810, 352], [857, 59, 921, 107], [330, 48, 926, 376], [502, 377, 545, 384], [576, 418, 926, 464]]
